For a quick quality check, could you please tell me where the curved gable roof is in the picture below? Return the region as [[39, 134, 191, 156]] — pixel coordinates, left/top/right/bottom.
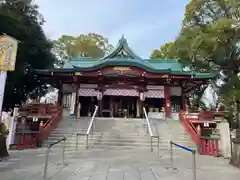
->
[[100, 35, 143, 60]]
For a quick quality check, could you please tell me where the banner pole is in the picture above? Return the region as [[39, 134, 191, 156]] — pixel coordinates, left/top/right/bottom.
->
[[0, 70, 7, 121]]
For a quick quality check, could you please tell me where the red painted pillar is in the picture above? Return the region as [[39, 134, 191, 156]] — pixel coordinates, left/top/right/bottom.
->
[[164, 86, 172, 119]]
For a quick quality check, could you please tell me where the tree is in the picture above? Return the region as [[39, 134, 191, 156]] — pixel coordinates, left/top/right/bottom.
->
[[0, 0, 56, 109], [180, 0, 240, 73], [53, 33, 113, 66], [150, 42, 178, 59], [181, 0, 240, 112], [150, 0, 240, 110]]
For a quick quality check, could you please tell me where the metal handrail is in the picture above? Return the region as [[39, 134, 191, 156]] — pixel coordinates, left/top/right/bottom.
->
[[75, 106, 98, 150], [86, 106, 99, 135], [75, 133, 85, 150], [170, 141, 196, 180], [143, 107, 153, 136], [43, 137, 66, 180], [143, 107, 159, 153]]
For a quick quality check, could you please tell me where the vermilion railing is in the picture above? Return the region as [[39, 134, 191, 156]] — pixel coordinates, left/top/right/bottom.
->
[[179, 111, 200, 145], [199, 136, 220, 157], [16, 104, 62, 149], [179, 111, 220, 157], [17, 132, 39, 150], [39, 109, 61, 141]]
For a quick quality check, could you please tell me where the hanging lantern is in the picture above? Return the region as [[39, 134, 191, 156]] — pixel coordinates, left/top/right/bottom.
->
[[140, 92, 145, 101], [97, 91, 103, 100]]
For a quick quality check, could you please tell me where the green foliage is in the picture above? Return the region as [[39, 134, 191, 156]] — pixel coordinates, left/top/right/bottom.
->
[[53, 33, 113, 66], [150, 0, 240, 112], [181, 0, 240, 72], [152, 0, 240, 72], [150, 42, 178, 59], [221, 75, 240, 103], [0, 0, 56, 109], [0, 122, 9, 138]]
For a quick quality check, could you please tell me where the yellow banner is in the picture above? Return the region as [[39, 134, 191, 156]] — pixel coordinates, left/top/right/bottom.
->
[[0, 35, 18, 71]]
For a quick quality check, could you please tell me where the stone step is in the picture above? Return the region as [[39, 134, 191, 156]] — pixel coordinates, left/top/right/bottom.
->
[[46, 137, 192, 144], [46, 134, 192, 143], [43, 139, 194, 149], [42, 144, 193, 151]]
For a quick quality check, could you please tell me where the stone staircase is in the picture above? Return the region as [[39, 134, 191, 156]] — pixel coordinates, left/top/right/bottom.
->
[[150, 119, 195, 148], [43, 115, 194, 152]]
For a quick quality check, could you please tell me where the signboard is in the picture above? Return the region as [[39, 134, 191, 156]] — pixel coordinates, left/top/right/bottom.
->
[[204, 122, 209, 127], [0, 35, 18, 71]]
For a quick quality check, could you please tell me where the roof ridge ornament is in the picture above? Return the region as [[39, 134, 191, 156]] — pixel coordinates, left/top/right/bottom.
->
[[100, 36, 143, 60], [120, 34, 126, 43]]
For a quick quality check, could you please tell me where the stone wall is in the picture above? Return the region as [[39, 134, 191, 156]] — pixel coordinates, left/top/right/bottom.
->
[[230, 129, 240, 168]]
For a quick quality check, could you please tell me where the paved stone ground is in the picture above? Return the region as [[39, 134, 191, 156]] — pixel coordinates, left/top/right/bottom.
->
[[1, 147, 240, 180]]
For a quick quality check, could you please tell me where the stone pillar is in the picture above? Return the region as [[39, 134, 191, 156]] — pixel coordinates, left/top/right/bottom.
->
[[164, 86, 172, 119], [218, 120, 231, 158]]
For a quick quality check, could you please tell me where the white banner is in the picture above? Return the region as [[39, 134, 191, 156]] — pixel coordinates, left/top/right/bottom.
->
[[0, 71, 7, 119]]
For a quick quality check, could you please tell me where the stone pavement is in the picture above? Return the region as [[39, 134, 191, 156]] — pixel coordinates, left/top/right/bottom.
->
[[1, 147, 240, 180]]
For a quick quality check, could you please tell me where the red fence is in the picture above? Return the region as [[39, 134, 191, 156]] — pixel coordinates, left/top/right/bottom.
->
[[16, 104, 62, 150], [179, 112, 200, 144], [199, 137, 220, 157], [16, 132, 39, 150], [39, 109, 61, 141], [179, 111, 221, 157], [183, 111, 215, 122], [19, 103, 59, 117]]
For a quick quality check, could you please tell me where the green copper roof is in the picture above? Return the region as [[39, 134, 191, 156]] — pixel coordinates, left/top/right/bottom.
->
[[101, 35, 143, 60], [35, 36, 216, 79]]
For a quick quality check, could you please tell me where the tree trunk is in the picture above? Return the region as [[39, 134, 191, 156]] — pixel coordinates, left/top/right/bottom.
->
[[0, 135, 9, 160]]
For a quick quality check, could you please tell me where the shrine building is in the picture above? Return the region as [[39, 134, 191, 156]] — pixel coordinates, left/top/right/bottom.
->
[[35, 37, 215, 120]]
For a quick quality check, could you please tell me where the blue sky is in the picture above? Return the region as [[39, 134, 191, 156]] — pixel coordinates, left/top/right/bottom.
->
[[35, 0, 189, 58]]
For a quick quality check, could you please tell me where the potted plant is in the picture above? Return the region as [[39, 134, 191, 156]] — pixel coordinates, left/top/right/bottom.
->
[[0, 122, 9, 160]]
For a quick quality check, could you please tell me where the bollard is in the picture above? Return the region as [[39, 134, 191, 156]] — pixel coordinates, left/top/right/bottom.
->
[[43, 147, 50, 180], [170, 141, 173, 168], [150, 136, 153, 152], [192, 149, 196, 180], [170, 141, 197, 180], [61, 139, 65, 167], [42, 137, 66, 180], [86, 134, 89, 149], [76, 134, 78, 150], [157, 136, 160, 155]]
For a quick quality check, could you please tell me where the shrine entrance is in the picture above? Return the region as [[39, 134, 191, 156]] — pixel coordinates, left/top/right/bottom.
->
[[102, 96, 137, 118], [101, 88, 139, 118], [113, 96, 137, 118], [79, 96, 97, 117]]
